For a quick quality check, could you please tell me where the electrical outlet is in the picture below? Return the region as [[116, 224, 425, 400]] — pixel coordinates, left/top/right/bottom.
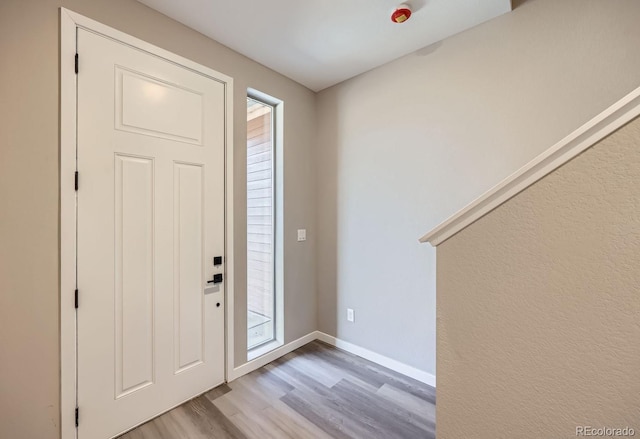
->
[[297, 229, 307, 242], [347, 308, 355, 322]]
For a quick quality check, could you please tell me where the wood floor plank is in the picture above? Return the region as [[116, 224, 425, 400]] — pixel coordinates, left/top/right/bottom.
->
[[180, 396, 248, 439], [247, 366, 294, 394], [332, 379, 435, 437], [163, 405, 210, 439], [263, 361, 326, 398], [229, 411, 288, 439], [281, 389, 369, 439], [119, 422, 159, 439], [118, 405, 183, 439], [136, 420, 169, 439], [119, 428, 145, 439], [304, 342, 389, 389], [363, 361, 436, 404], [223, 379, 272, 414], [279, 350, 343, 388], [272, 364, 397, 438], [232, 371, 287, 402], [267, 400, 336, 439], [121, 408, 187, 439], [377, 382, 437, 421], [210, 392, 242, 418], [268, 355, 340, 398], [204, 383, 232, 401], [295, 343, 383, 394]]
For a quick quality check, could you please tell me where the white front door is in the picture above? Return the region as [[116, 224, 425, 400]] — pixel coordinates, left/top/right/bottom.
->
[[76, 28, 226, 439]]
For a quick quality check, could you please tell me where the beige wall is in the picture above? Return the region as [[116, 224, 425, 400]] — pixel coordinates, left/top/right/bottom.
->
[[437, 116, 640, 437], [0, 1, 316, 437], [315, 0, 640, 375]]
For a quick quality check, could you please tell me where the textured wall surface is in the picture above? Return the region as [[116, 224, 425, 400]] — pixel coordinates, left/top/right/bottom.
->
[[0, 1, 316, 438], [437, 116, 640, 437], [316, 0, 640, 376]]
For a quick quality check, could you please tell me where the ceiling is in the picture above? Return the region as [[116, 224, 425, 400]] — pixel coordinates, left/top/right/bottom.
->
[[137, 0, 512, 92]]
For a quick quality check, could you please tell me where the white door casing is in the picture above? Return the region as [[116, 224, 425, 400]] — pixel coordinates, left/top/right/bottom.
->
[[60, 9, 234, 439]]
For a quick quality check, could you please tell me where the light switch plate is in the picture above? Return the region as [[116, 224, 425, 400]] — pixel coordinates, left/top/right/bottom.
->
[[347, 308, 355, 322], [297, 229, 307, 242]]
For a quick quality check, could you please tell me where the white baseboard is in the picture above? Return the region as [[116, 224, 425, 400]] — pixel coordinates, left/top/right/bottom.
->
[[227, 331, 318, 381], [316, 332, 436, 388], [228, 330, 436, 388]]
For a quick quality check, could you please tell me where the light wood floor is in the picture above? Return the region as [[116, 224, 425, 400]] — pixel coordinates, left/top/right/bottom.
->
[[119, 341, 436, 439]]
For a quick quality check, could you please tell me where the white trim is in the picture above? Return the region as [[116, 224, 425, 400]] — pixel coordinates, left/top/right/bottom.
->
[[247, 339, 284, 362], [223, 47, 235, 392], [274, 98, 285, 357], [60, 9, 78, 439], [419, 85, 640, 246], [228, 331, 318, 381], [59, 9, 234, 439], [316, 332, 436, 388]]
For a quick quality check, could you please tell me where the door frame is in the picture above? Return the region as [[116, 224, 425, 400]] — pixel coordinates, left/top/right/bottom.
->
[[60, 8, 235, 438]]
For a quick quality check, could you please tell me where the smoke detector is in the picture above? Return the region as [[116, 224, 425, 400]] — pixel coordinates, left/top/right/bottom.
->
[[391, 4, 412, 23]]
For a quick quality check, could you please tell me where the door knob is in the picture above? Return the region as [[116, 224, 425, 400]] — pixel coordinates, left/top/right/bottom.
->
[[207, 273, 223, 284]]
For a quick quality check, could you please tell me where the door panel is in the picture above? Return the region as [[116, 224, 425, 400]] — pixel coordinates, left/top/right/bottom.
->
[[116, 67, 204, 144], [114, 155, 155, 398], [173, 162, 204, 372], [77, 28, 226, 439]]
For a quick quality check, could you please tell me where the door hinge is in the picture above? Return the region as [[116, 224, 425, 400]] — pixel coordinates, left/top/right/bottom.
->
[[74, 289, 79, 309], [75, 53, 79, 74], [74, 171, 78, 191], [75, 407, 79, 427]]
